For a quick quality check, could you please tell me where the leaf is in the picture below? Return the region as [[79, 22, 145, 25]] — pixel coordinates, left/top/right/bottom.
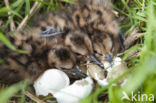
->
[[0, 32, 28, 54], [9, 10, 23, 19], [62, 0, 74, 4], [0, 32, 16, 51], [25, 0, 30, 16], [0, 81, 28, 103], [0, 0, 24, 13], [123, 56, 156, 93]]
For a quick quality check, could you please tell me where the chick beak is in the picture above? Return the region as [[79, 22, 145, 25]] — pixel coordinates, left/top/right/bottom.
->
[[89, 55, 104, 68], [105, 53, 112, 63], [73, 66, 87, 78]]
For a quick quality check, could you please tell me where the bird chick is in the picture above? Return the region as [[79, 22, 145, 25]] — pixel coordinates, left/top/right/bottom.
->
[[91, 31, 120, 63], [70, 0, 121, 64], [39, 0, 120, 63], [48, 44, 76, 70], [0, 31, 83, 85], [65, 31, 93, 61], [71, 0, 120, 35], [40, 28, 103, 67], [27, 0, 121, 68]]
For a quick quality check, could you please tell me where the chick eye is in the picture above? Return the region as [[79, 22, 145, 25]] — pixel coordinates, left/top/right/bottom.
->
[[60, 67, 66, 70], [94, 50, 102, 56], [94, 50, 98, 54], [74, 52, 81, 56]]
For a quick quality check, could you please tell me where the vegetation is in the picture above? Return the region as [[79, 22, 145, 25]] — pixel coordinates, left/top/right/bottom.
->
[[0, 0, 156, 103]]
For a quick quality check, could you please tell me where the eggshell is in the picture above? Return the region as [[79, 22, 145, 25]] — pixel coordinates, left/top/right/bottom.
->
[[53, 77, 93, 103], [106, 57, 128, 85], [33, 69, 70, 96], [87, 63, 108, 86], [88, 57, 128, 86]]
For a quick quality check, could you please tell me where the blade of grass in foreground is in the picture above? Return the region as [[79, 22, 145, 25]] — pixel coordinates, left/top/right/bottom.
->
[[0, 32, 28, 54], [0, 0, 24, 13], [0, 81, 28, 103], [25, 0, 31, 16]]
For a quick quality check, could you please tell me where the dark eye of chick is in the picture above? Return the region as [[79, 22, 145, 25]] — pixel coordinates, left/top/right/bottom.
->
[[94, 50, 102, 56], [94, 50, 98, 54], [60, 67, 66, 70], [74, 52, 82, 56]]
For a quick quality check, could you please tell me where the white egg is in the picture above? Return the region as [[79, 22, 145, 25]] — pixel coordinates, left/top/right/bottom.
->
[[53, 77, 93, 103], [33, 69, 70, 96]]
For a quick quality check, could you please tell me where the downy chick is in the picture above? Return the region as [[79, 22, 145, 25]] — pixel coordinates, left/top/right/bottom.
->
[[41, 29, 103, 67], [0, 31, 82, 85], [37, 0, 120, 62], [28, 0, 121, 67], [70, 0, 121, 61], [91, 31, 120, 63], [64, 31, 103, 66]]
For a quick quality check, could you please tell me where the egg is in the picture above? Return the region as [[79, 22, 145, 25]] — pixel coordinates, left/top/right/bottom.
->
[[33, 69, 70, 96], [53, 77, 93, 103], [87, 63, 108, 86], [34, 69, 93, 103]]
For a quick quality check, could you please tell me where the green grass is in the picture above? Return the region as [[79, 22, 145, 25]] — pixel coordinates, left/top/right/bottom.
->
[[0, 81, 28, 103], [0, 0, 156, 103], [0, 31, 28, 54]]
